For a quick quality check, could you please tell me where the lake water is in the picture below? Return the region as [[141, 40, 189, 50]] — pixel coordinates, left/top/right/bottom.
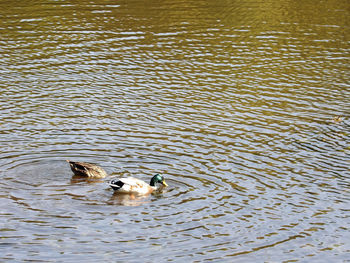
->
[[0, 0, 349, 262]]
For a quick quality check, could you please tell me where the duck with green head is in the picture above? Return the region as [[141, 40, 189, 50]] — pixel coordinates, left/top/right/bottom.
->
[[109, 174, 168, 195]]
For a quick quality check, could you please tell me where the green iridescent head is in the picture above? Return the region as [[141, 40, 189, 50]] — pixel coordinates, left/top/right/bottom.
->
[[150, 174, 168, 187]]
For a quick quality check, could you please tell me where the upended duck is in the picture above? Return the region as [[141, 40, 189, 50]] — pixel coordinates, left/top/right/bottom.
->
[[67, 160, 108, 178], [109, 174, 168, 195]]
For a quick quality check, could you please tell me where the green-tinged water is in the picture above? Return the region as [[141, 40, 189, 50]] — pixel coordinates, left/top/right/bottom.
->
[[0, 0, 349, 262]]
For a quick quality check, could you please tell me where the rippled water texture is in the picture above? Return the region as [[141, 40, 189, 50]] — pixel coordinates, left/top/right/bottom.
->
[[0, 0, 349, 262]]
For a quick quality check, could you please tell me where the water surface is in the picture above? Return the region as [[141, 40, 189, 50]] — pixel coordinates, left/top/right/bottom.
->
[[0, 0, 349, 262]]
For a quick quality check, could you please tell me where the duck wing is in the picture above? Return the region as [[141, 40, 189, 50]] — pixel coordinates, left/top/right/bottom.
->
[[109, 177, 151, 194]]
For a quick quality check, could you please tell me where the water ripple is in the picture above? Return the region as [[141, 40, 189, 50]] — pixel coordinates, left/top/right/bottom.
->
[[1, 0, 350, 262]]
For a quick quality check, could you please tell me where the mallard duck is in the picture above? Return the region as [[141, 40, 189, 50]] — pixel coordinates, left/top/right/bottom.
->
[[67, 160, 108, 178], [109, 174, 168, 195]]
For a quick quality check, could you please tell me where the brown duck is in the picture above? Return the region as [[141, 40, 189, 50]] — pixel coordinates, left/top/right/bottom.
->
[[67, 160, 108, 178]]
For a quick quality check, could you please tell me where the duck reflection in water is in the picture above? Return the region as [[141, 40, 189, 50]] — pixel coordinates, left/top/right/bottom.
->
[[109, 192, 151, 206]]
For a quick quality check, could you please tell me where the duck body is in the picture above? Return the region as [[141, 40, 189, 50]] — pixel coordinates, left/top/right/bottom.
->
[[67, 160, 108, 178], [109, 174, 168, 195]]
